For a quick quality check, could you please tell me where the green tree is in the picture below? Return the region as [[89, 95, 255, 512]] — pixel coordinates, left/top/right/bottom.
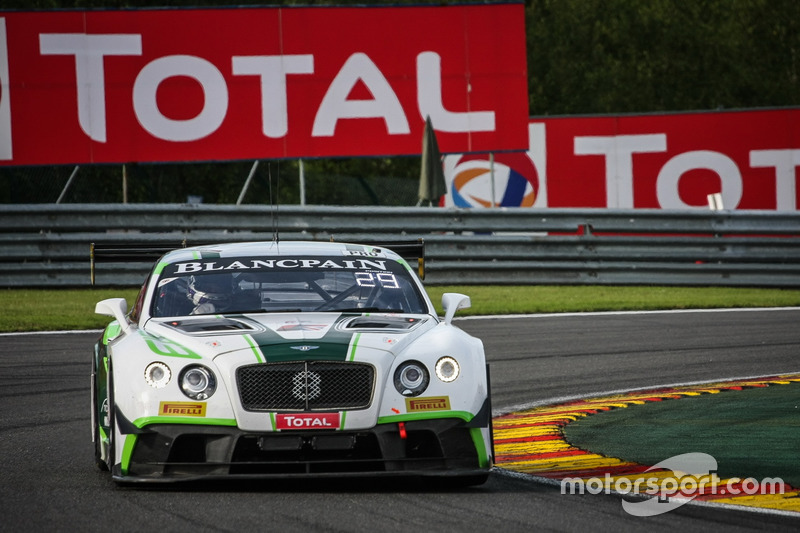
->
[[526, 0, 800, 114]]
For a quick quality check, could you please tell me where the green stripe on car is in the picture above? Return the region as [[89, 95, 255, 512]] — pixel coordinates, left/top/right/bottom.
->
[[244, 334, 265, 363], [139, 331, 202, 359], [247, 319, 356, 362]]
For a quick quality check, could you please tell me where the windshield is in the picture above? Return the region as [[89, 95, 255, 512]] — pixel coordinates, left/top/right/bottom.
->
[[151, 254, 427, 317]]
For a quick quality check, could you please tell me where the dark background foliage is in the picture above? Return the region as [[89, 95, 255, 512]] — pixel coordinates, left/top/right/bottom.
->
[[2, 0, 798, 204]]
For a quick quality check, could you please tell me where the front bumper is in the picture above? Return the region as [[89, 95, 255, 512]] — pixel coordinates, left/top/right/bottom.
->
[[113, 417, 490, 483]]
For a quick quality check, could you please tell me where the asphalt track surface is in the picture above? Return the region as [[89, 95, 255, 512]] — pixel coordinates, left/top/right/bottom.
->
[[2, 309, 799, 532]]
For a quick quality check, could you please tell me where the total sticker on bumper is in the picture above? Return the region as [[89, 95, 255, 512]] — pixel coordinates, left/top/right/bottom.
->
[[276, 412, 340, 430]]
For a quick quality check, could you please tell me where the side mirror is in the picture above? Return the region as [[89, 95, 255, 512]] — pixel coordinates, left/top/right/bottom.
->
[[441, 292, 470, 325], [95, 298, 131, 333]]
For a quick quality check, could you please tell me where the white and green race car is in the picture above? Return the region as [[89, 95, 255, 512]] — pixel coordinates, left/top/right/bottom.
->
[[91, 241, 493, 484]]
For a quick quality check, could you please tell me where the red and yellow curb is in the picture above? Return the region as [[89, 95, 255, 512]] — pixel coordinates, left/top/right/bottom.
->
[[493, 374, 800, 513]]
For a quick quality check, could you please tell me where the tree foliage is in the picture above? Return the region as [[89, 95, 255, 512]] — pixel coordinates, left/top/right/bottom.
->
[[526, 0, 800, 114]]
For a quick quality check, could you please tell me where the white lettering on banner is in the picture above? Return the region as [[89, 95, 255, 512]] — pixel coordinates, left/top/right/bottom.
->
[[416, 51, 495, 132], [226, 260, 250, 270], [657, 150, 743, 209], [37, 33, 496, 144], [313, 52, 409, 137], [175, 263, 202, 274], [39, 33, 143, 143], [750, 149, 800, 211], [173, 258, 387, 273], [231, 55, 314, 138], [573, 133, 800, 210], [282, 415, 333, 428], [574, 134, 667, 208], [133, 55, 228, 142]]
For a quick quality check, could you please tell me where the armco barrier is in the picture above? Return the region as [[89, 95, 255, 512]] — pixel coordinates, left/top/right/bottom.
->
[[1, 204, 799, 287]]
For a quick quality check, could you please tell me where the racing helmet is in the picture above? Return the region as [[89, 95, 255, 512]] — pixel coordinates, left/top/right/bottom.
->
[[187, 274, 233, 310]]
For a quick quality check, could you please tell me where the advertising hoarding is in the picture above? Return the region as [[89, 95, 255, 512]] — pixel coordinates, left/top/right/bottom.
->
[[444, 109, 800, 211], [0, 4, 529, 165]]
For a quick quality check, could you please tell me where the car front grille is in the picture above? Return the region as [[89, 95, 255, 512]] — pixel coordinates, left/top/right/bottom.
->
[[237, 361, 375, 411]]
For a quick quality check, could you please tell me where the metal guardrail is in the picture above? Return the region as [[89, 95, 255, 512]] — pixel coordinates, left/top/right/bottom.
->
[[1, 204, 799, 287]]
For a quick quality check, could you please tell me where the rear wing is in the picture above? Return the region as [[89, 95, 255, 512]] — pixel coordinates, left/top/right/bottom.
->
[[90, 242, 187, 286], [90, 239, 425, 286], [375, 239, 425, 280]]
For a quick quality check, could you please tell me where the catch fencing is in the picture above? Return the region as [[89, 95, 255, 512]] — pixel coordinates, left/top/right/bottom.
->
[[1, 204, 799, 288]]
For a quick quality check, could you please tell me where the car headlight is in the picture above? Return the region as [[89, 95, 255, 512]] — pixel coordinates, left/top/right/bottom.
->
[[179, 365, 217, 400], [394, 361, 429, 397], [435, 356, 460, 383], [144, 362, 171, 388]]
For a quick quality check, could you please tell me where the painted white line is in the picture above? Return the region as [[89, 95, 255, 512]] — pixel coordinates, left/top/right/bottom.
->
[[4, 306, 798, 336], [0, 329, 103, 337], [458, 306, 800, 321]]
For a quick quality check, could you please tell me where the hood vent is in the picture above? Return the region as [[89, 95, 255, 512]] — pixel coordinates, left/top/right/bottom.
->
[[341, 316, 426, 331], [162, 317, 259, 335]]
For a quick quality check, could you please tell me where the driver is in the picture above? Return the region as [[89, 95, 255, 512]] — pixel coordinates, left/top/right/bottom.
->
[[187, 274, 233, 315]]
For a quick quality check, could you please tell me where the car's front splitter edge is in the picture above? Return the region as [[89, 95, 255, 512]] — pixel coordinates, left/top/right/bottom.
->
[[113, 416, 489, 482], [111, 466, 493, 485]]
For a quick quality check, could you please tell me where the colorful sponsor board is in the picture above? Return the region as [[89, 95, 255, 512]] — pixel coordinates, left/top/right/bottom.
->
[[444, 109, 800, 211], [0, 4, 528, 165]]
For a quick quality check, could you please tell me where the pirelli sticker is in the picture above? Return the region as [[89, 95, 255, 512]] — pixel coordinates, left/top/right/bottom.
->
[[405, 396, 450, 412], [159, 401, 206, 417]]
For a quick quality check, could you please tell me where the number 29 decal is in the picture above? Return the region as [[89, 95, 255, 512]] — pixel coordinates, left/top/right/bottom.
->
[[354, 272, 400, 289]]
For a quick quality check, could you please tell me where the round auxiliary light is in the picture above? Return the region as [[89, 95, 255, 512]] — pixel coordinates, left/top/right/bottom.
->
[[179, 365, 217, 400], [144, 362, 171, 388], [435, 356, 460, 383], [394, 361, 430, 397]]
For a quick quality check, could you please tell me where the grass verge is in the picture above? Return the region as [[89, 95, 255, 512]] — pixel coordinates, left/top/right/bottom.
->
[[2, 286, 799, 333]]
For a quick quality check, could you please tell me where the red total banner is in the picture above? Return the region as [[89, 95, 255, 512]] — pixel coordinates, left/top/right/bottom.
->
[[444, 108, 800, 211], [0, 4, 529, 166], [544, 109, 800, 210]]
